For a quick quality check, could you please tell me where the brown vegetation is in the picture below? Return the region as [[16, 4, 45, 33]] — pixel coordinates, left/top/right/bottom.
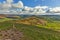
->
[[16, 17, 47, 26]]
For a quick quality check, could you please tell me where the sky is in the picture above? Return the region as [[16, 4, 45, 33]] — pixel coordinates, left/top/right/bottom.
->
[[21, 0, 60, 7], [0, 0, 60, 15], [0, 0, 60, 7]]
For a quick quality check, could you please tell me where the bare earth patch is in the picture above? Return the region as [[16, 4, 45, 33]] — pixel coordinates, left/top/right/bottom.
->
[[0, 28, 24, 40]]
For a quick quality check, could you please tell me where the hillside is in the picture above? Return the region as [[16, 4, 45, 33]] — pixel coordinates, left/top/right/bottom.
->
[[0, 15, 60, 30], [0, 15, 60, 40], [5, 15, 60, 30], [0, 21, 60, 40], [15, 24, 60, 40], [19, 15, 60, 21], [12, 15, 60, 30], [15, 15, 60, 30], [16, 17, 47, 26]]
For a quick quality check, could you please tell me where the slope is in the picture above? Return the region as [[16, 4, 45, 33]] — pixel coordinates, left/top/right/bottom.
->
[[0, 21, 60, 40]]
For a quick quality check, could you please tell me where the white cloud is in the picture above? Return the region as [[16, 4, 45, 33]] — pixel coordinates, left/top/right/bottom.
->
[[6, 0, 13, 3], [20, 6, 48, 15], [0, 0, 51, 15], [1, 0, 24, 9], [50, 7, 60, 13], [41, 6, 48, 9], [3, 3, 12, 9], [33, 6, 48, 13], [0, 0, 60, 15], [24, 6, 33, 11], [35, 6, 48, 9], [2, 0, 13, 9], [13, 1, 24, 8]]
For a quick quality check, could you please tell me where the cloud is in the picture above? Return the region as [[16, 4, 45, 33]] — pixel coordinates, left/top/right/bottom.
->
[[41, 6, 48, 9], [6, 0, 13, 3], [1, 0, 24, 9], [34, 6, 48, 9], [3, 3, 12, 9], [33, 6, 48, 13], [0, 0, 50, 15], [49, 7, 60, 13], [24, 6, 33, 11], [20, 6, 48, 15], [12, 1, 24, 8], [0, 0, 60, 15], [2, 0, 13, 9]]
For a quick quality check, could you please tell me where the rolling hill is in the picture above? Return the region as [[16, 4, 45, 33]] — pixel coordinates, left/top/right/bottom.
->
[[0, 21, 60, 40], [16, 17, 47, 26], [0, 15, 60, 40]]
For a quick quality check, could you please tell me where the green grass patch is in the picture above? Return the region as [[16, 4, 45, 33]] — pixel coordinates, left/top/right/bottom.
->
[[15, 23, 60, 40]]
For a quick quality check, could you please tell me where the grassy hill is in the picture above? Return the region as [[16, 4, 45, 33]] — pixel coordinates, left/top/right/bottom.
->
[[0, 15, 60, 30], [15, 17, 47, 26], [0, 21, 60, 40], [15, 23, 60, 40], [14, 15, 60, 30], [0, 15, 60, 40]]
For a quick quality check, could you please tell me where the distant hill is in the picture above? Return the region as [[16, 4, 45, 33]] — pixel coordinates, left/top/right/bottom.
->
[[16, 16, 47, 26], [19, 15, 60, 21], [0, 14, 60, 21], [0, 14, 60, 30], [15, 15, 60, 30]]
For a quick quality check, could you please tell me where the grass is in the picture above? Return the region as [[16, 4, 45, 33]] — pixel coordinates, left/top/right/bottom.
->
[[15, 23, 60, 40], [0, 21, 60, 40], [0, 18, 13, 22], [0, 16, 60, 40], [0, 21, 12, 30], [37, 21, 60, 31]]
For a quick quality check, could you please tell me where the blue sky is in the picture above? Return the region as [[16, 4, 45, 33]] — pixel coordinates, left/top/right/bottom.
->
[[21, 0, 60, 7], [0, 0, 60, 15], [0, 0, 60, 7]]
